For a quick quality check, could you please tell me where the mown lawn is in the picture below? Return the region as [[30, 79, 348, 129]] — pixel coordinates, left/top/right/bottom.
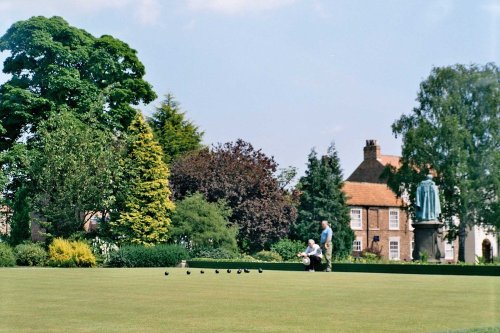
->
[[1, 268, 498, 332]]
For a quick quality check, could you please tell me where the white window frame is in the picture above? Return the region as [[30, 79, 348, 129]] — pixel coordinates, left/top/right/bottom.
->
[[352, 238, 362, 252], [389, 237, 400, 261], [444, 241, 454, 260], [350, 208, 362, 230], [389, 208, 400, 230], [410, 240, 415, 260]]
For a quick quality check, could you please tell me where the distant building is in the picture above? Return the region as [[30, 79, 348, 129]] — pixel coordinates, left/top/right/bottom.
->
[[0, 206, 12, 236], [343, 140, 459, 262], [465, 225, 498, 263]]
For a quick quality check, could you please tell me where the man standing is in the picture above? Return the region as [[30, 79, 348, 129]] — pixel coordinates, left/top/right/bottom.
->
[[320, 220, 333, 272]]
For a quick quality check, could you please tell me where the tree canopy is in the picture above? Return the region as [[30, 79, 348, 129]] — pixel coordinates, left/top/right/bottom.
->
[[170, 139, 297, 252], [30, 111, 119, 238], [388, 63, 499, 261], [149, 94, 204, 164], [110, 112, 175, 245], [291, 144, 354, 259], [170, 193, 238, 253], [0, 16, 156, 151]]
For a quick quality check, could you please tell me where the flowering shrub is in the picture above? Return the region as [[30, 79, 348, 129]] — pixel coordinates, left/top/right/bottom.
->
[[48, 238, 96, 267], [91, 237, 118, 264]]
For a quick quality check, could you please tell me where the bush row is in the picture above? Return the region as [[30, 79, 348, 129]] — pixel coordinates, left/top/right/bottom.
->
[[108, 244, 189, 267]]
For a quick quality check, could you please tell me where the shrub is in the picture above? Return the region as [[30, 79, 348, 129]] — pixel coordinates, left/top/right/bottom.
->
[[108, 244, 189, 267], [252, 250, 282, 262], [0, 243, 15, 267], [48, 238, 96, 267], [14, 243, 47, 266], [271, 239, 304, 261], [190, 247, 239, 259], [91, 237, 119, 265]]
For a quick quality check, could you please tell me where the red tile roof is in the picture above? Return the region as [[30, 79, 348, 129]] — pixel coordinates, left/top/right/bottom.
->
[[378, 155, 401, 169], [343, 181, 404, 207]]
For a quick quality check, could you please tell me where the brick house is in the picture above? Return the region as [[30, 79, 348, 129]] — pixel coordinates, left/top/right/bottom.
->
[[343, 140, 413, 261], [343, 140, 459, 262]]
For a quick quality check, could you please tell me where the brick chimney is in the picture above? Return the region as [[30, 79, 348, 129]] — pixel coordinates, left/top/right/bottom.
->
[[363, 139, 380, 160]]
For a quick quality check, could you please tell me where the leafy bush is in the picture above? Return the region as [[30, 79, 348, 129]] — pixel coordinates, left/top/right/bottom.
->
[[271, 239, 304, 261], [108, 244, 189, 267], [14, 243, 47, 266], [0, 243, 15, 267], [190, 247, 239, 259], [252, 250, 282, 262], [48, 238, 96, 267], [91, 237, 119, 265]]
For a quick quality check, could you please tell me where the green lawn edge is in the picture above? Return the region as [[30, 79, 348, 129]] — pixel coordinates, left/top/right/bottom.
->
[[187, 260, 500, 276]]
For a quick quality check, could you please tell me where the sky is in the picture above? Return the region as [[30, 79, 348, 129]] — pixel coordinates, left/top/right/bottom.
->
[[0, 0, 499, 179]]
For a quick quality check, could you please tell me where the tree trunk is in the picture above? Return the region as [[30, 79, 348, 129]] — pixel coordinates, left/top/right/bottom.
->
[[458, 221, 466, 262]]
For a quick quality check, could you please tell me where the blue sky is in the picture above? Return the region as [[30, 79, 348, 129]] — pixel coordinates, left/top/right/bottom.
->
[[0, 0, 498, 179]]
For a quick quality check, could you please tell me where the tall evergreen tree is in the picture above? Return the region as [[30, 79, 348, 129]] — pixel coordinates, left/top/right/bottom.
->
[[291, 143, 354, 259], [7, 186, 31, 245], [149, 94, 204, 164], [110, 112, 175, 245]]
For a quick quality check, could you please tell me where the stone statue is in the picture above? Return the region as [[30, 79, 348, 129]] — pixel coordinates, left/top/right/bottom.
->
[[415, 174, 441, 221]]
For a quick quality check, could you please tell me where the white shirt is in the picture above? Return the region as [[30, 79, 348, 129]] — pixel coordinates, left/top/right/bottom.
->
[[303, 244, 322, 258]]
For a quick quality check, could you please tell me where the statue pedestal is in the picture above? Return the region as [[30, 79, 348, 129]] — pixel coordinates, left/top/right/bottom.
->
[[412, 220, 443, 262]]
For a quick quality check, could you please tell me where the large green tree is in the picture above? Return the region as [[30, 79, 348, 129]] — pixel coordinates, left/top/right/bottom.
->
[[110, 112, 175, 245], [388, 63, 499, 261], [170, 139, 297, 252], [0, 16, 156, 151], [290, 144, 354, 259], [170, 193, 238, 253], [149, 94, 204, 164], [30, 111, 120, 238]]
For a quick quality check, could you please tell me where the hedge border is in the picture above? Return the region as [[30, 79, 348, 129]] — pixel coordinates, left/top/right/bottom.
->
[[187, 261, 500, 276]]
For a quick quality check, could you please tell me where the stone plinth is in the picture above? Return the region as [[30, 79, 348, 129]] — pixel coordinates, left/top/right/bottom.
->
[[412, 220, 443, 262]]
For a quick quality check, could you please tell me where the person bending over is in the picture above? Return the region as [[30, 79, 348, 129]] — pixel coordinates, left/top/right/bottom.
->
[[297, 239, 323, 272]]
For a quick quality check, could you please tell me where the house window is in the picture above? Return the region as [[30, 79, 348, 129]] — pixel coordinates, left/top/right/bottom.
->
[[352, 239, 362, 252], [350, 208, 362, 230], [445, 242, 454, 260], [389, 208, 399, 230], [389, 237, 400, 260]]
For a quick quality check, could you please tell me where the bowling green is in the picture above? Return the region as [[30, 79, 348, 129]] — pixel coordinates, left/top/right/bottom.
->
[[1, 268, 498, 332]]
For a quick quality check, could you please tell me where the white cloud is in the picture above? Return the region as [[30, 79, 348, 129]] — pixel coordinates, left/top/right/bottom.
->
[[483, 1, 500, 15], [136, 0, 162, 25], [186, 0, 296, 14], [0, 0, 160, 28]]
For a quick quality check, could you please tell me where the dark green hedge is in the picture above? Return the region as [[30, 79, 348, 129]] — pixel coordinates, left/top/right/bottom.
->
[[109, 244, 189, 267], [187, 261, 500, 276]]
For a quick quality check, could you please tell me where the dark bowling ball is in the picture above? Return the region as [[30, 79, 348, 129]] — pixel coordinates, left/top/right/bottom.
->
[[200, 270, 205, 274], [244, 269, 250, 273], [215, 269, 220, 274], [237, 269, 242, 274], [186, 270, 191, 275], [164, 271, 169, 276], [258, 268, 263, 273], [227, 269, 231, 273]]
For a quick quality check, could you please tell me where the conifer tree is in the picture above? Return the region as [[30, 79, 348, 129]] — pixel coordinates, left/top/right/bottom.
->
[[149, 94, 203, 164], [291, 143, 354, 259], [111, 112, 175, 245]]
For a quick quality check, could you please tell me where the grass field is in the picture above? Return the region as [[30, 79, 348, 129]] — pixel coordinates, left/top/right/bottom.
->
[[1, 268, 499, 333]]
